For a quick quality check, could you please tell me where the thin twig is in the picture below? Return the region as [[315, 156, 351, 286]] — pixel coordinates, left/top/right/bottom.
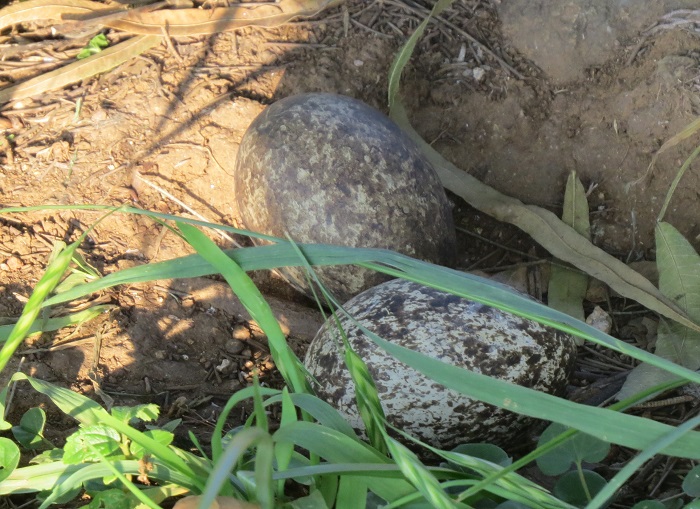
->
[[132, 171, 242, 247]]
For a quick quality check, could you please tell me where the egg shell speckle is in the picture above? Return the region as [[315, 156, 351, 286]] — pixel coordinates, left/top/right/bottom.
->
[[304, 278, 577, 450], [234, 93, 456, 302]]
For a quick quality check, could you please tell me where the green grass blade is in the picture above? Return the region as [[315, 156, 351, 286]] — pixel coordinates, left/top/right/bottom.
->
[[211, 387, 281, 464], [38, 240, 700, 387], [658, 144, 700, 222], [199, 427, 272, 509], [273, 421, 415, 502], [0, 241, 78, 372], [387, 0, 456, 110], [383, 436, 460, 508], [263, 391, 357, 438], [177, 222, 309, 395], [275, 388, 297, 496], [586, 411, 700, 509], [353, 327, 700, 459], [0, 305, 114, 342]]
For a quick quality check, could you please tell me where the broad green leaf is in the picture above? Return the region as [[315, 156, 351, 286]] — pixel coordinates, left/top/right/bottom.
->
[[12, 407, 48, 449], [683, 465, 700, 497], [619, 222, 700, 399], [336, 476, 366, 509], [111, 404, 159, 424], [63, 425, 121, 464], [87, 488, 133, 509], [548, 172, 590, 330], [0, 437, 20, 482], [30, 448, 64, 464], [536, 423, 610, 476], [77, 33, 110, 60], [553, 470, 607, 507], [449, 443, 511, 469], [11, 373, 205, 490], [129, 430, 174, 459]]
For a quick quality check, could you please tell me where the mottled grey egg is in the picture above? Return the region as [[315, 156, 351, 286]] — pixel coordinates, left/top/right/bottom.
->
[[234, 93, 456, 302], [304, 278, 577, 450]]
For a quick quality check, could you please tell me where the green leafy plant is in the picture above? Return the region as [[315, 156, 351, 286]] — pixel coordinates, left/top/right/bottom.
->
[[76, 33, 110, 60]]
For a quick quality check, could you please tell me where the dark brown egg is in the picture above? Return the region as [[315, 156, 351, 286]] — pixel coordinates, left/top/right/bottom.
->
[[304, 278, 577, 450], [234, 93, 456, 302]]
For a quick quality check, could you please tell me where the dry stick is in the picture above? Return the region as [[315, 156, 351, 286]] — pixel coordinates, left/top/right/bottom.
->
[[132, 172, 242, 247]]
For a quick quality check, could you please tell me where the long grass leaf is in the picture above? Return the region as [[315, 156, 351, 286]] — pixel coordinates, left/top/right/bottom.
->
[[33, 240, 700, 387], [355, 328, 700, 458], [178, 222, 309, 395], [273, 421, 416, 501], [586, 411, 700, 509], [0, 241, 78, 372], [199, 427, 272, 509], [383, 436, 460, 508], [387, 0, 456, 109], [0, 305, 114, 342]]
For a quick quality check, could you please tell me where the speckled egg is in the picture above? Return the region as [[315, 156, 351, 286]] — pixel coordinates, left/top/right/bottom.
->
[[304, 278, 577, 450], [233, 93, 456, 302]]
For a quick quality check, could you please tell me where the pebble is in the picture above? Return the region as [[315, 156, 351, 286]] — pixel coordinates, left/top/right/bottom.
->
[[224, 338, 245, 355]]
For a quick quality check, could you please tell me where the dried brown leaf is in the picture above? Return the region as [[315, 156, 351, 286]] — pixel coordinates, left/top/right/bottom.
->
[[0, 0, 122, 32], [391, 102, 700, 332], [87, 0, 343, 36], [0, 35, 161, 104]]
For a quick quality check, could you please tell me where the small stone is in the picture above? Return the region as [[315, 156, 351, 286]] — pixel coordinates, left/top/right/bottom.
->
[[244, 360, 254, 369], [5, 256, 24, 270], [586, 306, 612, 335], [353, 59, 364, 67], [224, 338, 245, 355], [154, 350, 166, 360], [216, 358, 232, 372], [263, 360, 275, 370], [473, 67, 485, 81], [241, 348, 252, 359]]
